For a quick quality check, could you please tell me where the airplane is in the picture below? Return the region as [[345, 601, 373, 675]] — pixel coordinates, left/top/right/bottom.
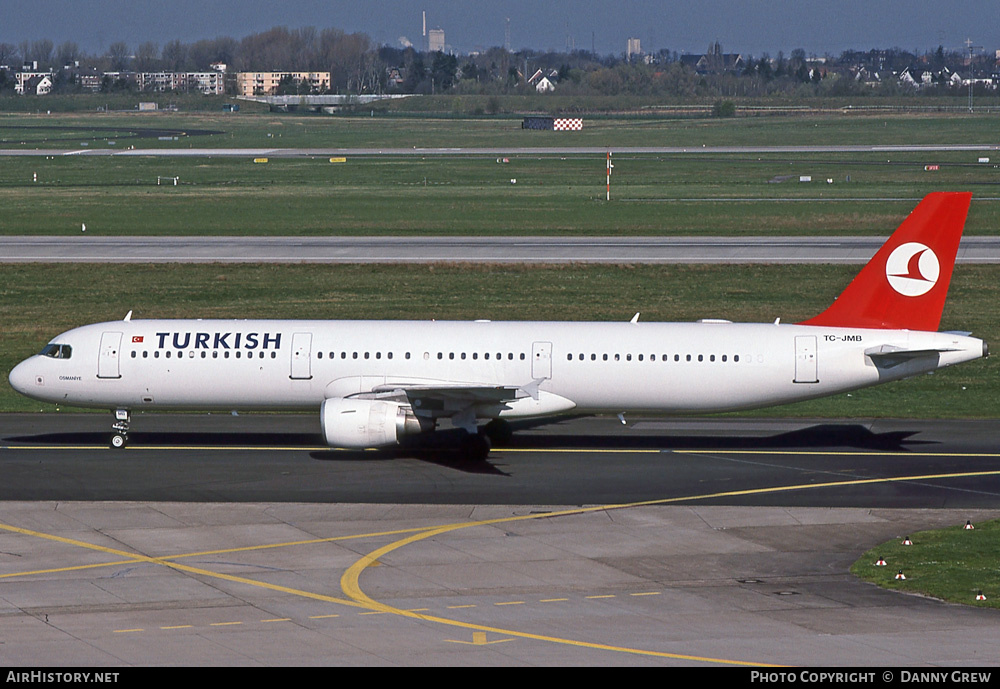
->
[[7, 192, 988, 458]]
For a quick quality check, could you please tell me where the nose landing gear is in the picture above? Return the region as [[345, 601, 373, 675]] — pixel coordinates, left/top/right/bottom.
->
[[110, 409, 130, 449]]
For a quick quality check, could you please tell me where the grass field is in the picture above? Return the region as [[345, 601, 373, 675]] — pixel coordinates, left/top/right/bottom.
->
[[852, 519, 1000, 609], [4, 109, 1000, 149], [0, 145, 998, 236], [2, 262, 996, 416]]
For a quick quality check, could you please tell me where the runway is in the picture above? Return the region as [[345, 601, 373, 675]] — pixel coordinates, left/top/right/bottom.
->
[[4, 235, 1000, 264], [1, 414, 999, 665], [2, 144, 1000, 157]]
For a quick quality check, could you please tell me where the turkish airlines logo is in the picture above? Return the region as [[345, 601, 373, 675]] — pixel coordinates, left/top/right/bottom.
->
[[885, 242, 939, 297]]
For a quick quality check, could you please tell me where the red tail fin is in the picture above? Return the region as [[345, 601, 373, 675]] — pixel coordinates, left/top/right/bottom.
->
[[800, 192, 971, 331]]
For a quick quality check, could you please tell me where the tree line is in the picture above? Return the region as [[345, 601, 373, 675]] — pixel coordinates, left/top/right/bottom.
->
[[0, 27, 995, 99]]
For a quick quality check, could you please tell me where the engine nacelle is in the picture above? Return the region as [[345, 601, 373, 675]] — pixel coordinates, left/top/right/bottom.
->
[[320, 397, 429, 448]]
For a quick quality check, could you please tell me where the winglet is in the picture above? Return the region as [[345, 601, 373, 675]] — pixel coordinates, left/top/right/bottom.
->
[[799, 192, 972, 331]]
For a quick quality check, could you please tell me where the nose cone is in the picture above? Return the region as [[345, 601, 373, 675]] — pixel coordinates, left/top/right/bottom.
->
[[8, 359, 35, 396]]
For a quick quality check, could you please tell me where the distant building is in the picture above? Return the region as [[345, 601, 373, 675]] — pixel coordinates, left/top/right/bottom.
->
[[897, 66, 962, 89], [627, 38, 641, 60], [15, 71, 53, 95], [534, 76, 555, 93], [236, 71, 331, 97], [680, 43, 744, 74], [136, 71, 225, 95], [428, 28, 445, 53], [528, 69, 559, 93]]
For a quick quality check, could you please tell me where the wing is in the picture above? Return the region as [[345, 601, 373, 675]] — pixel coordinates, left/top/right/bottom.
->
[[367, 382, 528, 433]]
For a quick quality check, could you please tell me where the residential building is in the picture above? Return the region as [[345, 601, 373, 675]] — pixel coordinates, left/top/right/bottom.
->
[[236, 71, 331, 96], [15, 71, 53, 95], [133, 71, 225, 95]]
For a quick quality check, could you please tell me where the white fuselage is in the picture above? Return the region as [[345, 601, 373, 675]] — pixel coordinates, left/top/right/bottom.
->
[[9, 318, 986, 417]]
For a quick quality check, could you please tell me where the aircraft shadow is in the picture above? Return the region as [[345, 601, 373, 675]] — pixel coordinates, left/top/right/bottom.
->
[[502, 423, 930, 452], [3, 422, 930, 477]]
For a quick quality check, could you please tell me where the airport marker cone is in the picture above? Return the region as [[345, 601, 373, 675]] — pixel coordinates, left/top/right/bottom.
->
[[965, 520, 975, 530], [875, 557, 887, 566], [895, 570, 906, 580], [976, 591, 986, 601], [902, 537, 912, 546]]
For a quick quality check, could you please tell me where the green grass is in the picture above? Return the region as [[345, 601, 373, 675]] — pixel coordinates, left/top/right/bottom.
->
[[1, 111, 998, 237], [852, 519, 1000, 609], [2, 263, 996, 415], [1, 152, 998, 236], [3, 110, 1000, 150]]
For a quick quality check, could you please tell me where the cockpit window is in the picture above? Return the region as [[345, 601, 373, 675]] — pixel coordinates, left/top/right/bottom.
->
[[39, 344, 72, 359]]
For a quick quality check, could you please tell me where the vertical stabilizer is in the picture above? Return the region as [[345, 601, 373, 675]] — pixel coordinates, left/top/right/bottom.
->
[[800, 192, 972, 331]]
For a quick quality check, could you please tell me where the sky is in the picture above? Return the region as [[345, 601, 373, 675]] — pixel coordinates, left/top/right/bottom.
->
[[2, 0, 998, 59]]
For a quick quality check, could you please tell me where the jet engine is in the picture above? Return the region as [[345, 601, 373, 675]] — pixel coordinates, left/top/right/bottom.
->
[[320, 397, 430, 448]]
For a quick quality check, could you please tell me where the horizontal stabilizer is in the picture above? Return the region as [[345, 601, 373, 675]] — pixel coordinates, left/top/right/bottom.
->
[[865, 344, 958, 368]]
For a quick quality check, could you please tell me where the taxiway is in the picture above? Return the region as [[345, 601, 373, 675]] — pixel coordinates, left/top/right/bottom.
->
[[1, 414, 998, 665]]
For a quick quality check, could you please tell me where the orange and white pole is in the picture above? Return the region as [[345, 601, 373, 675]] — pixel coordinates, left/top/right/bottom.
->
[[606, 151, 612, 201]]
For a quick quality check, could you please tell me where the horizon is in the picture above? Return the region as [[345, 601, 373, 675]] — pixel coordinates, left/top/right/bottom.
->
[[2, 1, 998, 60]]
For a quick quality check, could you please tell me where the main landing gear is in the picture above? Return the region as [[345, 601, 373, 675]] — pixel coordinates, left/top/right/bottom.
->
[[110, 409, 130, 449]]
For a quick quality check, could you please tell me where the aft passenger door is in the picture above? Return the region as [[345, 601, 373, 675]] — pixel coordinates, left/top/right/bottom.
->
[[290, 332, 313, 379], [97, 331, 123, 379], [794, 335, 818, 384]]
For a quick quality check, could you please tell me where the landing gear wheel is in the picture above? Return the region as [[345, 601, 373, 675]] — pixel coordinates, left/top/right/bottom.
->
[[110, 408, 131, 450]]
